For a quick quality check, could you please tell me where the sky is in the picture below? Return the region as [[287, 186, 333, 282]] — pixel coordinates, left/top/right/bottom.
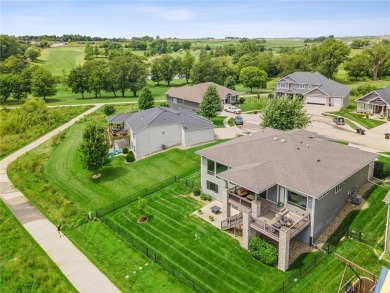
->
[[1, 0, 389, 38]]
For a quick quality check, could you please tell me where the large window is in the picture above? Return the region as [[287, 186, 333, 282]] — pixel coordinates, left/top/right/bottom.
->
[[216, 162, 228, 174], [287, 191, 307, 210], [335, 184, 342, 193], [207, 159, 215, 175], [207, 181, 218, 193]]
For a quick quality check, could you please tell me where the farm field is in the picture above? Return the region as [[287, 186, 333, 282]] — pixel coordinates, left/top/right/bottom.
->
[[106, 183, 288, 292], [0, 200, 76, 292]]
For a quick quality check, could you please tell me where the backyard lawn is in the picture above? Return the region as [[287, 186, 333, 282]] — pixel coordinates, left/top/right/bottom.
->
[[211, 116, 227, 128], [106, 183, 288, 292], [0, 200, 76, 292]]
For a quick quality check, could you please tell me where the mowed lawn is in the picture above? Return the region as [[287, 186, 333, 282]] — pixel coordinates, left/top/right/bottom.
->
[[0, 201, 76, 292], [107, 183, 287, 293], [39, 46, 85, 75], [45, 121, 217, 210]]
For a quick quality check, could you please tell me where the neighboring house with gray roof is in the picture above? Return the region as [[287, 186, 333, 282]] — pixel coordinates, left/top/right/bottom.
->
[[166, 82, 240, 112], [197, 129, 377, 271], [107, 107, 214, 158], [276, 72, 351, 107], [357, 87, 390, 117]]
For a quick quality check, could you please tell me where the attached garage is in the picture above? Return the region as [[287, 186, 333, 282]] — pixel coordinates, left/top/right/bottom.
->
[[330, 98, 343, 107], [306, 96, 326, 105]]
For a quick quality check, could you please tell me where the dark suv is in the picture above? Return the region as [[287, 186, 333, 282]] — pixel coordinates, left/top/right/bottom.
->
[[234, 115, 243, 125]]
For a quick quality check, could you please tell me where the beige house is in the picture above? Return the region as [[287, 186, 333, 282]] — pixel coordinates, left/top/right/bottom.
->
[[166, 82, 240, 112]]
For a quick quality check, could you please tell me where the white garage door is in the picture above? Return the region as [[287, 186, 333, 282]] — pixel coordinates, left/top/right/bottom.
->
[[331, 98, 342, 107], [306, 96, 326, 105]]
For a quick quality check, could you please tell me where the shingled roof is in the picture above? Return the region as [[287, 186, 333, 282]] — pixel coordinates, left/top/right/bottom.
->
[[107, 107, 214, 133], [165, 82, 241, 104], [197, 129, 377, 199], [278, 72, 351, 98]]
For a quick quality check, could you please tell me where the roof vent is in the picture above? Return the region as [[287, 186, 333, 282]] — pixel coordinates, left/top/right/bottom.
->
[[141, 116, 144, 120], [306, 144, 309, 148], [300, 141, 303, 144], [281, 139, 286, 143], [273, 137, 278, 141], [317, 159, 321, 162], [297, 147, 300, 150]]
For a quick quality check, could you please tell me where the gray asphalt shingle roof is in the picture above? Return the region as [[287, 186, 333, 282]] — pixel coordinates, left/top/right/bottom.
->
[[107, 107, 214, 133], [357, 87, 390, 105], [279, 72, 351, 98], [165, 82, 241, 104], [198, 129, 377, 198]]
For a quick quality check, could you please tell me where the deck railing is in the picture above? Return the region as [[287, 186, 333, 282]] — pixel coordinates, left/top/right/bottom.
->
[[228, 193, 252, 209], [221, 213, 243, 230]]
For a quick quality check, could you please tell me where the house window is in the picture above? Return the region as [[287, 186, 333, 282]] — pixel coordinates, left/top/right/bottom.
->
[[278, 83, 287, 89], [206, 180, 218, 193], [172, 98, 177, 103], [207, 159, 215, 175], [216, 162, 228, 174], [287, 191, 307, 210], [259, 190, 266, 199], [299, 84, 305, 89], [335, 184, 342, 193]]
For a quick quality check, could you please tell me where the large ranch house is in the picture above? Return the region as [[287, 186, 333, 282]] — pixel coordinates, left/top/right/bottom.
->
[[166, 82, 240, 112], [276, 72, 351, 107], [197, 129, 377, 271]]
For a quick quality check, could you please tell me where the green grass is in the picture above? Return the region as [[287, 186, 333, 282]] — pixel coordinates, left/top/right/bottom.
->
[[328, 139, 349, 145], [44, 121, 217, 211], [68, 221, 190, 293], [228, 118, 235, 127], [327, 103, 386, 129], [0, 105, 90, 159], [107, 183, 288, 292], [378, 155, 390, 164], [38, 46, 85, 76], [211, 116, 227, 128], [0, 200, 76, 292]]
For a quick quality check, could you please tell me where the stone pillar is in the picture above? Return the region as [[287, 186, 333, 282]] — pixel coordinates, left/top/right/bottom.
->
[[251, 200, 261, 219], [221, 188, 230, 218], [278, 227, 291, 272], [241, 211, 252, 249]]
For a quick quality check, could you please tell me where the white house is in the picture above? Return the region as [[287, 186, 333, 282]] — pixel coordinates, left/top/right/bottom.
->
[[107, 107, 215, 159], [276, 72, 351, 107]]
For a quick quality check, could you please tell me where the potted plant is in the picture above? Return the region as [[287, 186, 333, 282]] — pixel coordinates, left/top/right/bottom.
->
[[385, 133, 390, 139], [209, 215, 214, 221], [277, 202, 283, 208], [198, 209, 202, 215]]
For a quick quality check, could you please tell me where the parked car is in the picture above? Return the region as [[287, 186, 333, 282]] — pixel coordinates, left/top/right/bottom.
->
[[333, 117, 345, 125], [224, 104, 242, 114], [234, 115, 244, 125]]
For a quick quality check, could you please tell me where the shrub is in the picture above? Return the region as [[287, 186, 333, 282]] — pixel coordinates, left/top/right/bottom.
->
[[159, 102, 169, 107], [239, 97, 246, 104], [125, 151, 135, 163], [374, 160, 390, 179], [350, 84, 378, 97], [200, 193, 212, 201], [192, 187, 201, 196], [249, 237, 278, 266], [122, 147, 129, 154], [103, 105, 116, 116], [268, 93, 275, 99]]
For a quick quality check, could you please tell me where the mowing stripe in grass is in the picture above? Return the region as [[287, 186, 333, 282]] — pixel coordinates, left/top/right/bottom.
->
[[114, 213, 252, 292]]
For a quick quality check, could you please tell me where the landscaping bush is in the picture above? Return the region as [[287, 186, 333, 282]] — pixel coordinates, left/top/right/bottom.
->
[[239, 97, 246, 104], [192, 187, 201, 196], [122, 147, 129, 154], [268, 93, 275, 99], [159, 102, 169, 107], [249, 237, 278, 266], [125, 151, 135, 163], [200, 193, 212, 201], [103, 105, 116, 116], [374, 160, 390, 179]]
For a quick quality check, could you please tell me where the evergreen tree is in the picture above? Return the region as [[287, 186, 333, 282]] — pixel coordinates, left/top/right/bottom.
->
[[199, 85, 221, 119], [138, 87, 154, 110]]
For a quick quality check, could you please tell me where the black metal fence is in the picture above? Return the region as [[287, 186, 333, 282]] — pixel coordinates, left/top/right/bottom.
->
[[101, 217, 207, 293], [94, 175, 199, 217], [273, 252, 328, 293]]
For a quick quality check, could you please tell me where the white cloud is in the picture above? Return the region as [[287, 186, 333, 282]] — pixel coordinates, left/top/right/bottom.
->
[[137, 5, 196, 21]]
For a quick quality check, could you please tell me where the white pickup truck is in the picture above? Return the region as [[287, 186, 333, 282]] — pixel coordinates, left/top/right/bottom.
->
[[223, 104, 242, 114]]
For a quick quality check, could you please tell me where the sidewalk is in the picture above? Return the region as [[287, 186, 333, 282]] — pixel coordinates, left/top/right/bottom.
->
[[0, 104, 120, 293]]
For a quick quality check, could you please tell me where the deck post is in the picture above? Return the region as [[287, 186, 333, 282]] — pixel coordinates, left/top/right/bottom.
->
[[241, 211, 252, 249], [221, 188, 230, 218], [251, 199, 261, 218], [278, 227, 290, 272]]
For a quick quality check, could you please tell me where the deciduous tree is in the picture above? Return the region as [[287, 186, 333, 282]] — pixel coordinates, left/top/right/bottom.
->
[[364, 41, 390, 80], [261, 96, 311, 130], [239, 66, 267, 93], [181, 51, 195, 83], [344, 53, 369, 80], [79, 122, 110, 176], [199, 85, 221, 119], [67, 66, 89, 98], [31, 67, 57, 100], [25, 46, 41, 62]]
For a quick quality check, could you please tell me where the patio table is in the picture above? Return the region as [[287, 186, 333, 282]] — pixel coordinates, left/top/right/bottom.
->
[[211, 206, 221, 214]]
